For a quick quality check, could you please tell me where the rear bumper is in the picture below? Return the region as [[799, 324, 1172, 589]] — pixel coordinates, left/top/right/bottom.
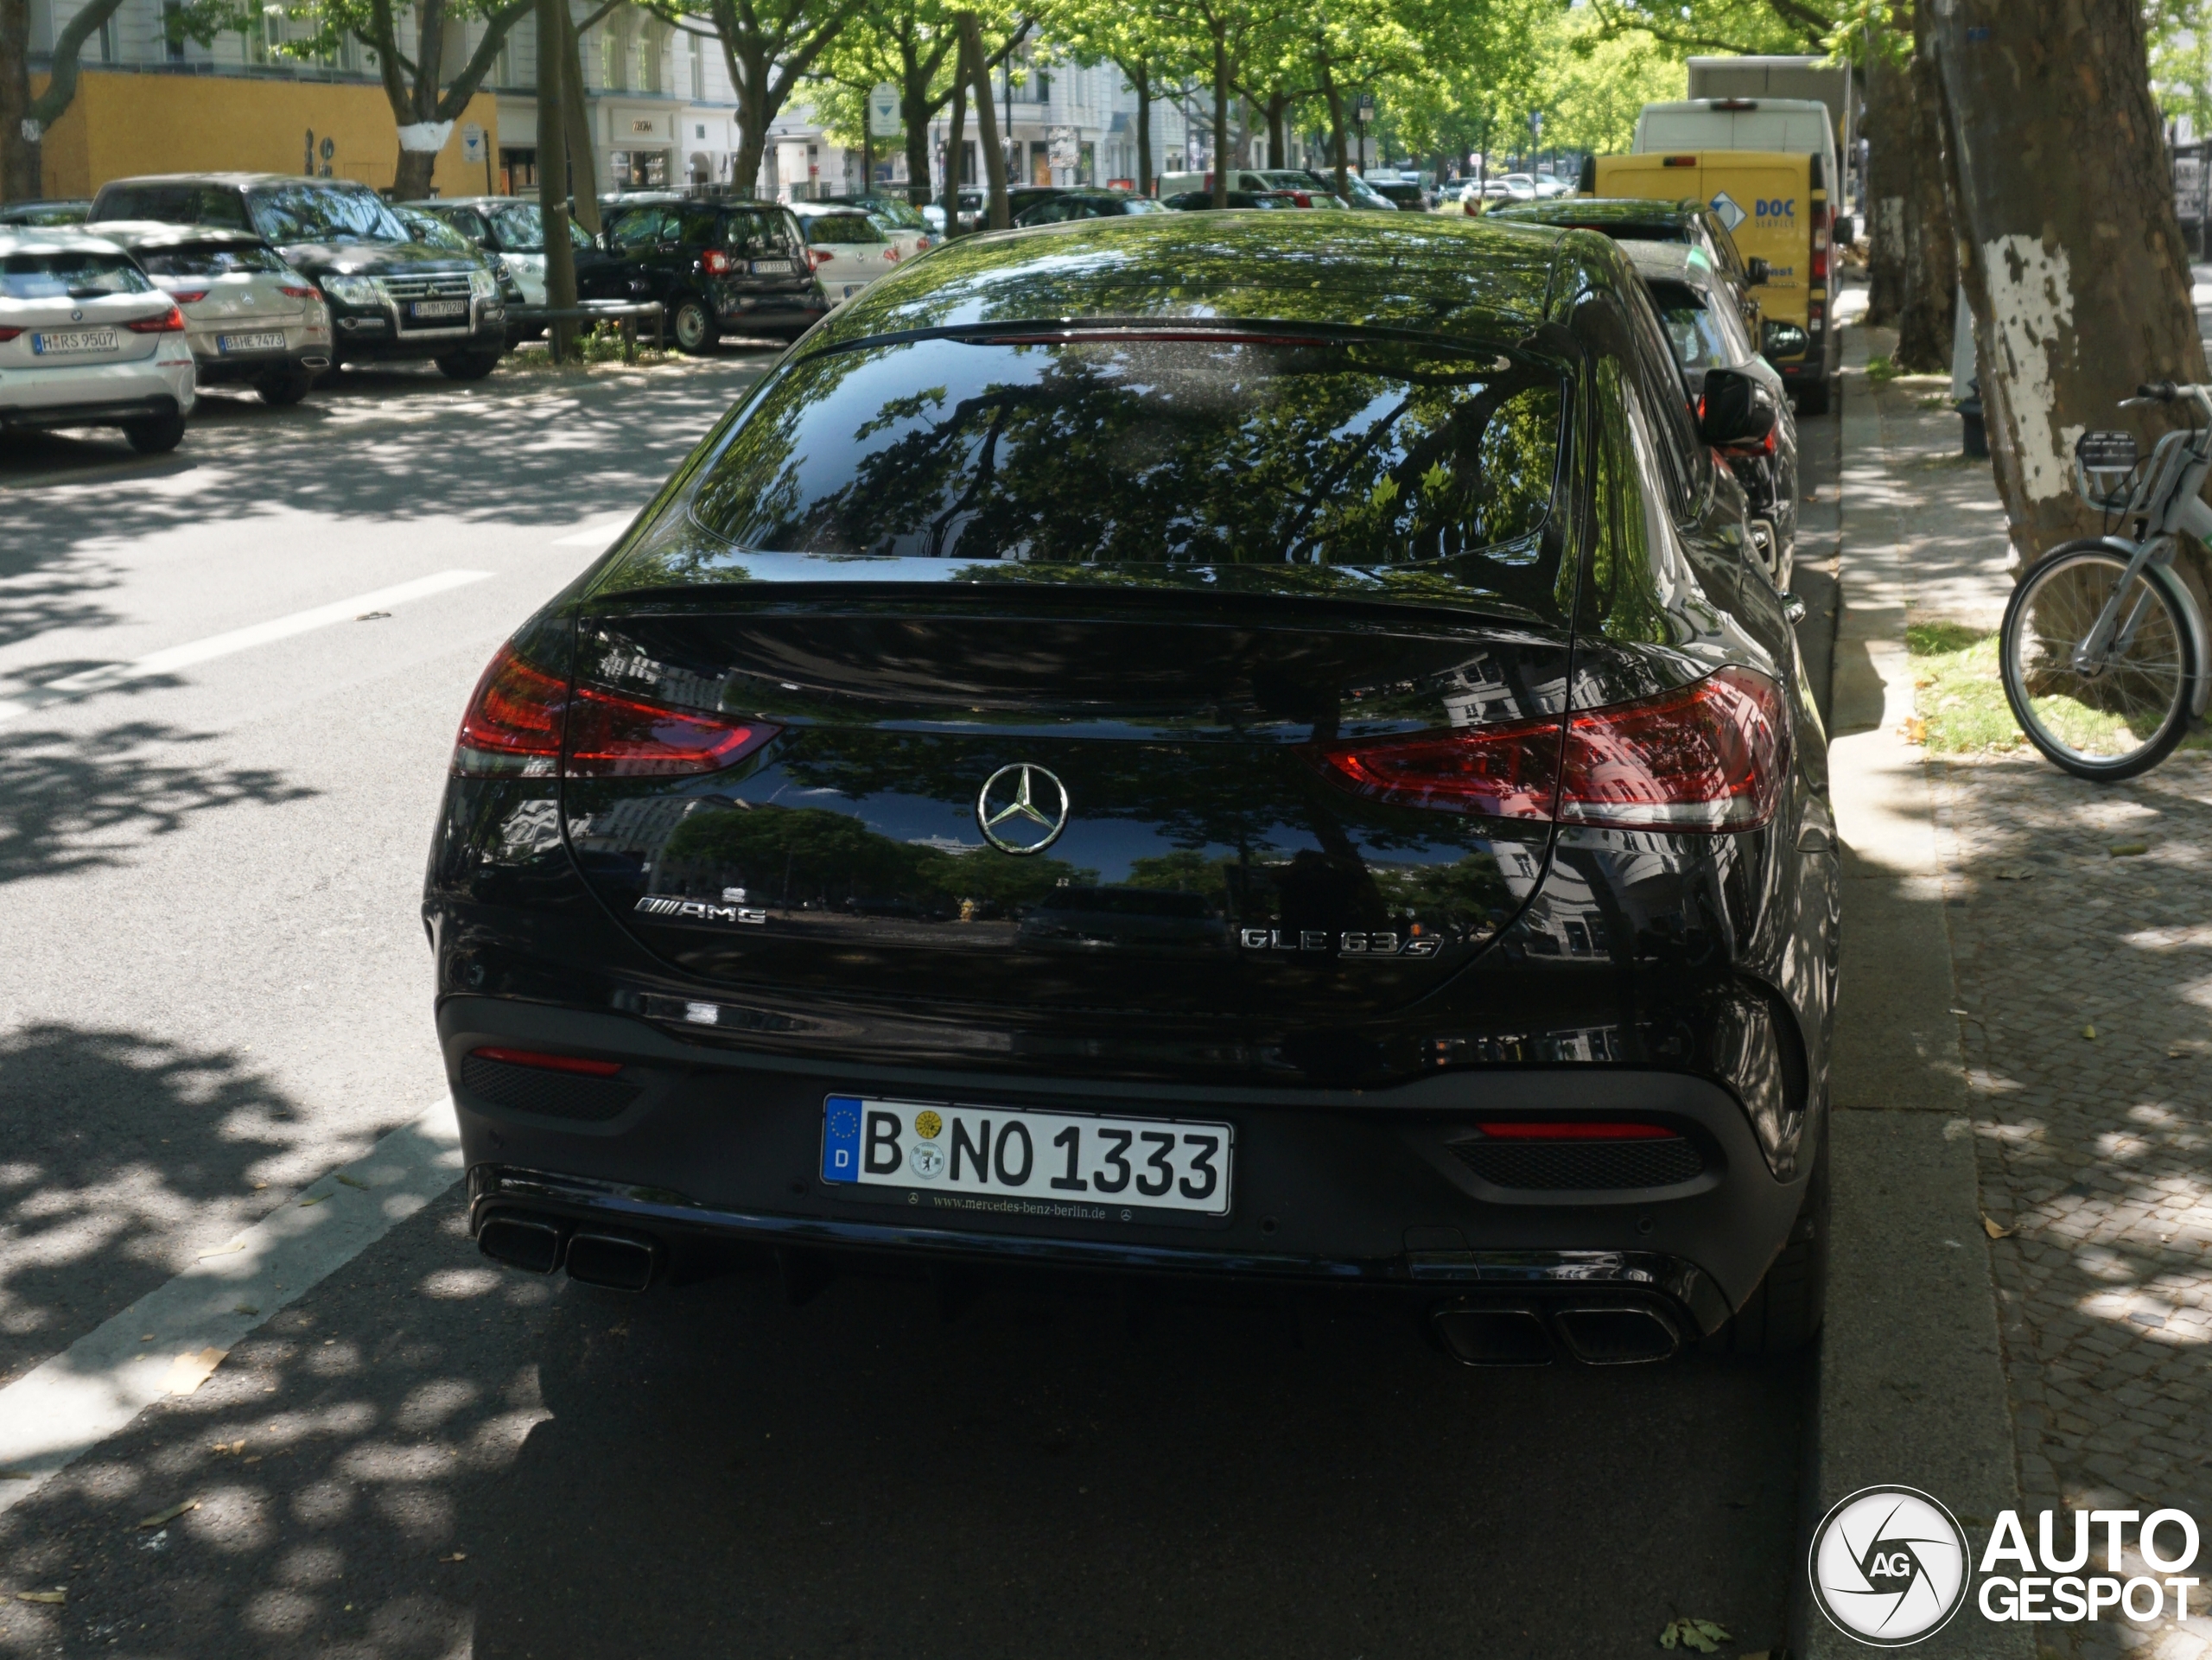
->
[[442, 994, 1813, 1332], [0, 353, 195, 425], [187, 323, 328, 381]]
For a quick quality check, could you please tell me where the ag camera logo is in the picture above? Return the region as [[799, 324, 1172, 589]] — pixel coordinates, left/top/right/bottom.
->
[[1810, 1486, 1970, 1646]]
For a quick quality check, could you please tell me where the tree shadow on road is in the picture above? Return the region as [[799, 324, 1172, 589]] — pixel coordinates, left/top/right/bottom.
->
[[0, 721, 317, 889]]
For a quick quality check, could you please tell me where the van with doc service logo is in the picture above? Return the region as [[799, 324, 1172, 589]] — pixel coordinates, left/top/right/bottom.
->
[[1592, 149, 1837, 414]]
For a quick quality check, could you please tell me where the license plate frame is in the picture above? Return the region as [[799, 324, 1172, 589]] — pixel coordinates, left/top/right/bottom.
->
[[749, 258, 794, 275], [30, 329, 118, 356], [820, 1094, 1234, 1223], [406, 298, 467, 322], [216, 331, 289, 354]]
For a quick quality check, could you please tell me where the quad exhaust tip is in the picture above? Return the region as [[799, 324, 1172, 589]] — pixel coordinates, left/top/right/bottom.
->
[[475, 1209, 662, 1292], [1429, 1298, 1681, 1367]]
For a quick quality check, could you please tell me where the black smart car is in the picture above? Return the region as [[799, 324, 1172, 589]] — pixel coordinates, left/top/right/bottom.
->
[[426, 212, 1835, 1367], [87, 175, 509, 380], [582, 194, 830, 350]]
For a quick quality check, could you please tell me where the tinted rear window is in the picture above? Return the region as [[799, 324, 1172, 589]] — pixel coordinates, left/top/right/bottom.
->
[[244, 185, 407, 245], [134, 242, 288, 276], [0, 251, 154, 299], [684, 333, 1563, 567], [92, 183, 252, 229]]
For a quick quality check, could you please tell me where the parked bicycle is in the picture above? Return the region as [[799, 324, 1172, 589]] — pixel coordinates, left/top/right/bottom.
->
[[1999, 382, 2212, 779]]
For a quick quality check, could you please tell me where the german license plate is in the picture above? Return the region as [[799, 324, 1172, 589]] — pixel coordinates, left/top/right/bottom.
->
[[408, 299, 467, 321], [30, 329, 117, 355], [217, 331, 288, 353], [821, 1095, 1233, 1218], [750, 258, 793, 274]]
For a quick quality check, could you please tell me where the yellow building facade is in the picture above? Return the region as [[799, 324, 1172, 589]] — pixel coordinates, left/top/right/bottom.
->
[[33, 71, 499, 200]]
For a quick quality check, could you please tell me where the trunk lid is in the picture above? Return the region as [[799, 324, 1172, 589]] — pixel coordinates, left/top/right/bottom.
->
[[560, 598, 1567, 1020]]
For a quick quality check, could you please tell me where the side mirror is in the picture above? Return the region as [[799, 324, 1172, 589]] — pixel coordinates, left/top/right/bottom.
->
[[1745, 256, 1770, 286], [1699, 366, 1778, 446], [1832, 214, 1855, 245]]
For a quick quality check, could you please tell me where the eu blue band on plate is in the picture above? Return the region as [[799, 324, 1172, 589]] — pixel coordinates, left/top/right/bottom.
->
[[821, 1095, 863, 1184]]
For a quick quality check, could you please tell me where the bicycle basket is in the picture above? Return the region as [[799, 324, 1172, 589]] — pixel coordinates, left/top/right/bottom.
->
[[2075, 429, 2143, 512]]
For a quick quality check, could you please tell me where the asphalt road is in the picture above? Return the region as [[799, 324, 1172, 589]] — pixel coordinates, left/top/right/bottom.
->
[[0, 353, 1836, 1659]]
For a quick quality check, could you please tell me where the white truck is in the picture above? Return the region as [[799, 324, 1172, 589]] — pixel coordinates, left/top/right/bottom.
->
[[1683, 54, 1859, 196]]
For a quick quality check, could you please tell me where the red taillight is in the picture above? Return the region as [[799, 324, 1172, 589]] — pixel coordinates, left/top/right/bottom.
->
[[1476, 1122, 1676, 1141], [470, 1046, 623, 1077], [281, 284, 320, 300], [1662, 156, 1699, 168], [1291, 191, 1312, 207], [166, 288, 209, 303], [0, 327, 22, 341], [807, 248, 835, 269], [915, 235, 932, 250], [1312, 666, 1786, 832], [451, 640, 779, 778], [127, 306, 187, 334], [702, 248, 732, 275], [881, 246, 900, 262], [563, 683, 776, 777]]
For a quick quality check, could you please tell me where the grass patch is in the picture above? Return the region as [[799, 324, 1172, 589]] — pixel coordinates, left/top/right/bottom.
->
[[1905, 621, 2028, 754], [1865, 353, 1898, 385]]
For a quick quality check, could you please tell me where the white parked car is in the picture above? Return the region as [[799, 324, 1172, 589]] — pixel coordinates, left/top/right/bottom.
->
[[0, 229, 195, 452], [93, 222, 330, 404], [789, 204, 915, 302]]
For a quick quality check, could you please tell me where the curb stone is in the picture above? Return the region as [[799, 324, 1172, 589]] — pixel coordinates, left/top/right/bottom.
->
[[1797, 326, 2033, 1660]]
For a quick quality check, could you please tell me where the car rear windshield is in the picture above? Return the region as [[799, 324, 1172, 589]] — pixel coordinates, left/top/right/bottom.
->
[[92, 183, 253, 230], [1563, 219, 1688, 244], [244, 185, 408, 245], [134, 241, 289, 277], [684, 332, 1563, 566], [484, 202, 596, 252], [804, 214, 884, 245], [716, 209, 800, 255], [0, 251, 155, 299]]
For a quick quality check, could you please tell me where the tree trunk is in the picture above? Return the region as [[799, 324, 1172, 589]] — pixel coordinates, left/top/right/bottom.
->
[[1862, 43, 1909, 326], [1894, 8, 1955, 370], [958, 14, 1007, 229], [1264, 90, 1287, 169], [1932, 0, 2205, 558], [1321, 63, 1349, 200], [3, 0, 126, 200], [900, 32, 938, 207], [1128, 60, 1152, 194], [1210, 29, 1229, 207], [562, 3, 600, 231], [944, 70, 966, 232], [536, 0, 577, 359], [727, 36, 774, 194]]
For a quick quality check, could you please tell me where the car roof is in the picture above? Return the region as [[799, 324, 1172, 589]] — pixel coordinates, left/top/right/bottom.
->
[[1490, 197, 1703, 227], [810, 212, 1575, 351], [789, 202, 870, 216], [0, 227, 132, 256], [99, 172, 365, 192], [1616, 238, 1714, 287], [82, 219, 270, 248], [403, 196, 531, 208]]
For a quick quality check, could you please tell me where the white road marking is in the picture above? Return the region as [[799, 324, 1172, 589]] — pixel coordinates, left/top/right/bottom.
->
[[550, 515, 634, 548], [0, 1098, 461, 1514], [0, 569, 494, 725]]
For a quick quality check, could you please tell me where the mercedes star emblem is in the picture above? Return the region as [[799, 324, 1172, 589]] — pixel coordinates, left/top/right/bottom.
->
[[976, 763, 1070, 855]]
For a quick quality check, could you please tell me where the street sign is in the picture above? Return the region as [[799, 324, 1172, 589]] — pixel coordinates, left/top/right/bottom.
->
[[1355, 92, 1376, 127], [461, 124, 486, 165], [868, 83, 900, 138], [1529, 109, 1545, 137]]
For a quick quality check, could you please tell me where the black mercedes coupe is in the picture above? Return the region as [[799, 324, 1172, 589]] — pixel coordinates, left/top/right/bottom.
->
[[424, 210, 1838, 1366]]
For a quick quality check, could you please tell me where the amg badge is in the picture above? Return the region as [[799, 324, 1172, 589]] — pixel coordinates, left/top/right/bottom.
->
[[1238, 929, 1441, 957], [634, 895, 767, 925]]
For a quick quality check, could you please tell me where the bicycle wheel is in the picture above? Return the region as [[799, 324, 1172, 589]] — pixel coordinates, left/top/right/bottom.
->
[[2000, 541, 2199, 780]]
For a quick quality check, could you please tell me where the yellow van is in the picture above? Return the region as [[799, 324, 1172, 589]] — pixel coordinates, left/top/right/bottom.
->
[[1592, 149, 1837, 413]]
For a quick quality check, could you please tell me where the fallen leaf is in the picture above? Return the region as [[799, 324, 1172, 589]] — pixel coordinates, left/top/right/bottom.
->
[[440, 1552, 467, 1563], [136, 1499, 198, 1530], [1982, 1214, 2013, 1239], [195, 1240, 247, 1261], [1658, 1617, 1731, 1654], [2170, 1047, 2193, 1059], [1914, 676, 1935, 689], [15, 1589, 64, 1605], [162, 1348, 226, 1396], [298, 1193, 327, 1208], [1993, 867, 2035, 881], [233, 1304, 258, 1316], [2082, 1024, 2098, 1040], [242, 1455, 262, 1465], [334, 1173, 369, 1190], [1902, 716, 1928, 744], [209, 1440, 245, 1457], [2110, 842, 2150, 857], [355, 610, 391, 621]]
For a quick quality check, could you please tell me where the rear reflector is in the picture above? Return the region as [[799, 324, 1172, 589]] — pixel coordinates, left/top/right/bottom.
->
[[1474, 1121, 1675, 1140], [469, 1046, 624, 1077], [452, 639, 780, 779], [1312, 666, 1786, 831]]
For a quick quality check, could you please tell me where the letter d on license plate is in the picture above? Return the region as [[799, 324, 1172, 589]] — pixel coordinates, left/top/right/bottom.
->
[[820, 1095, 1232, 1217]]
